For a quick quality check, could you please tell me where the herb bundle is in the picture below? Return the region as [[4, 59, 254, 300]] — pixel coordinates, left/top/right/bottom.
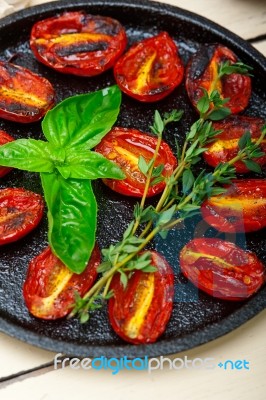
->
[[70, 87, 266, 323]]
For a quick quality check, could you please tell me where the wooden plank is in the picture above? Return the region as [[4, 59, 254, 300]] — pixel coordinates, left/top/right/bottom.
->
[[252, 40, 266, 56], [152, 0, 266, 40], [0, 333, 56, 378]]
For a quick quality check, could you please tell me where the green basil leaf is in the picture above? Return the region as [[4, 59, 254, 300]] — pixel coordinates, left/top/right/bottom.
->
[[58, 149, 125, 180], [42, 85, 121, 149], [0, 139, 54, 172], [40, 172, 97, 273]]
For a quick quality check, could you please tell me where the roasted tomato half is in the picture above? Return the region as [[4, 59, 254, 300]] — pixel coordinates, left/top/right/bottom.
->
[[201, 179, 266, 233], [0, 130, 14, 177], [30, 11, 127, 76], [186, 44, 251, 114], [180, 238, 265, 300], [108, 251, 174, 344], [204, 116, 266, 173], [0, 188, 44, 245], [95, 127, 177, 197], [114, 32, 184, 102], [23, 245, 100, 319], [0, 61, 55, 123]]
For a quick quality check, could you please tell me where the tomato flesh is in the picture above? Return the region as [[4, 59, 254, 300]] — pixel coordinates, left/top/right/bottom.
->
[[0, 188, 44, 245], [0, 130, 14, 177], [180, 238, 265, 300], [204, 116, 266, 173], [23, 245, 100, 319], [30, 11, 127, 76], [95, 127, 177, 197], [186, 44, 251, 114], [201, 179, 266, 233], [114, 32, 184, 102], [108, 251, 174, 344], [0, 61, 55, 123]]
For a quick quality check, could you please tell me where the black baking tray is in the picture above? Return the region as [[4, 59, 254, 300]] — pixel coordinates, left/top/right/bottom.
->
[[0, 0, 265, 358]]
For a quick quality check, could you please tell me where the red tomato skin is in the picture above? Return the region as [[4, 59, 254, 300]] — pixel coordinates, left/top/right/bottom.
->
[[23, 245, 100, 319], [204, 116, 266, 173], [108, 251, 174, 344], [114, 32, 184, 102], [30, 11, 127, 77], [186, 44, 251, 114], [0, 130, 14, 177], [95, 127, 177, 197], [201, 179, 266, 233], [0, 61, 55, 123], [0, 188, 44, 245], [180, 238, 265, 301]]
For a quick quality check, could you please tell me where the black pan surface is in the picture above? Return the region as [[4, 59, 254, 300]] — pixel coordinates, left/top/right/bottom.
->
[[0, 0, 265, 358]]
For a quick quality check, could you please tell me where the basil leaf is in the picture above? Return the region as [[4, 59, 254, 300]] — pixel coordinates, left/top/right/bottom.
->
[[42, 85, 121, 149], [58, 148, 125, 180], [0, 139, 54, 172], [40, 172, 97, 274]]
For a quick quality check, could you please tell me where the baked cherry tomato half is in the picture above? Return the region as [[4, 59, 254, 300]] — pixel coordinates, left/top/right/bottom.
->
[[204, 116, 266, 173], [23, 245, 100, 319], [201, 179, 266, 233], [0, 61, 55, 123], [108, 251, 174, 344], [95, 127, 177, 197], [186, 44, 251, 114], [0, 188, 44, 245], [0, 130, 14, 177], [30, 11, 127, 77], [180, 238, 265, 301], [114, 32, 184, 102]]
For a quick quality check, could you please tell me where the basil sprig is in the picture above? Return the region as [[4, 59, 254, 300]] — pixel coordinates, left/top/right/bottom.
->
[[0, 85, 124, 273]]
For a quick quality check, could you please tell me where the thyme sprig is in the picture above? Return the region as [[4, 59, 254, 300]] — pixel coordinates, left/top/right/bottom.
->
[[208, 60, 253, 102], [218, 61, 253, 78], [70, 90, 265, 323]]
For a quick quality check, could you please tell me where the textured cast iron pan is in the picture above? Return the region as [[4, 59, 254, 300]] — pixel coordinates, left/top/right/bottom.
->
[[0, 0, 265, 358]]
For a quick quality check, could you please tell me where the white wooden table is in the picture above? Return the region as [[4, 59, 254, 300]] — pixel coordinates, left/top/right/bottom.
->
[[0, 1, 265, 399]]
